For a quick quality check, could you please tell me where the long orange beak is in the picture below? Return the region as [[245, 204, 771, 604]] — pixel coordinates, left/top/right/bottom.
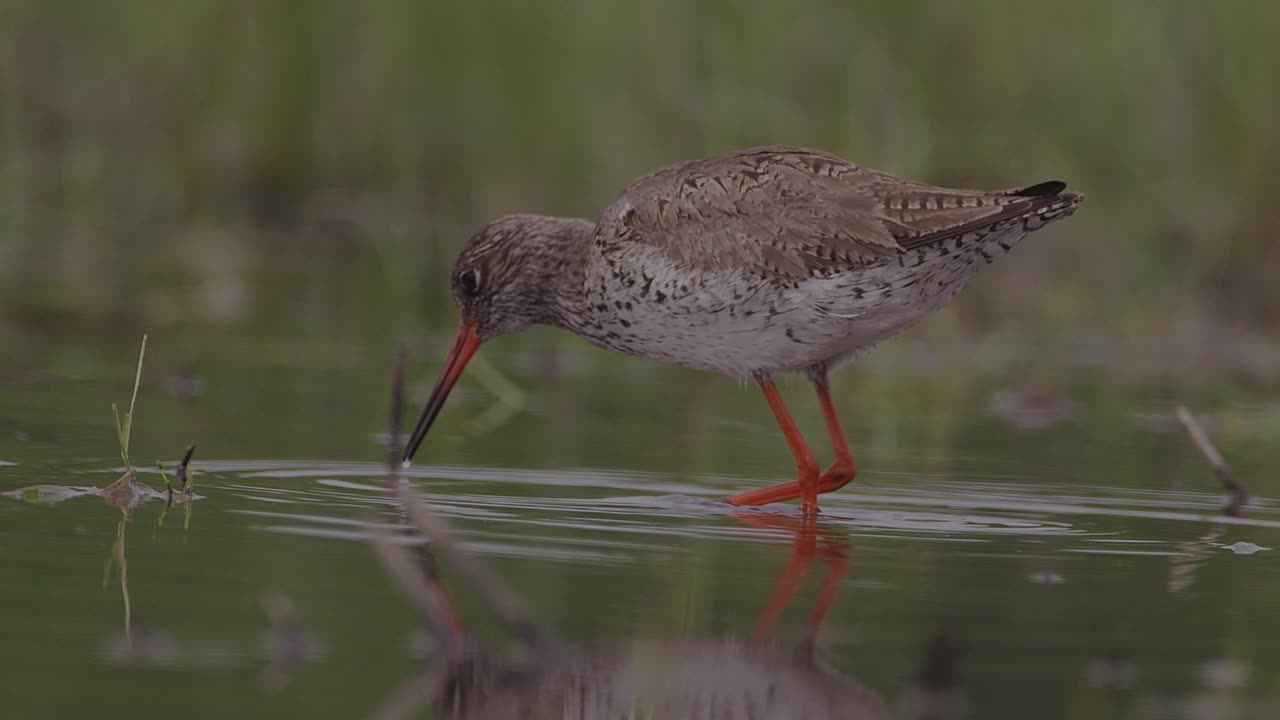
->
[[402, 323, 481, 465]]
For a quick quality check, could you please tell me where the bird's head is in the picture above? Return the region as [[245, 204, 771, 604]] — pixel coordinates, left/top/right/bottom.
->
[[449, 214, 576, 341], [403, 214, 593, 465]]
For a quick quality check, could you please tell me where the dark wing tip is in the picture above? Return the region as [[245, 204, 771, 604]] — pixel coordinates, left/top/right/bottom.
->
[[1010, 180, 1068, 198]]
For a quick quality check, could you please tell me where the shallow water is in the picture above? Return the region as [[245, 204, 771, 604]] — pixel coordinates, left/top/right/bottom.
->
[[2, 343, 1279, 719]]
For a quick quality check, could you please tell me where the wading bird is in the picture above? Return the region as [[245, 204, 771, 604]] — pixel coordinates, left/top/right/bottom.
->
[[404, 146, 1081, 513]]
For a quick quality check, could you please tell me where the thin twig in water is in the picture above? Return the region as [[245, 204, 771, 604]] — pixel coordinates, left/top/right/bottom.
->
[[366, 520, 464, 651], [372, 347, 465, 651], [1176, 405, 1248, 516], [394, 483, 550, 652]]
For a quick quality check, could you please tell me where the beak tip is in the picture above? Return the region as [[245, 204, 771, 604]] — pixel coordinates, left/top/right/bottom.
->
[[400, 459, 413, 470]]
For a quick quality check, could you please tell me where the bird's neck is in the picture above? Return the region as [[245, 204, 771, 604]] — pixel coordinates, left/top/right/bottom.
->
[[521, 216, 597, 330]]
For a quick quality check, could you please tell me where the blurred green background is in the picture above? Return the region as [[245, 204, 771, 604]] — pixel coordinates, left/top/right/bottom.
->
[[4, 6, 1280, 718], [2, 0, 1278, 374]]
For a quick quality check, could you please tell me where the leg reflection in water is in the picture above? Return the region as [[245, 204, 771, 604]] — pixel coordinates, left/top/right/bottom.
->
[[732, 510, 850, 649]]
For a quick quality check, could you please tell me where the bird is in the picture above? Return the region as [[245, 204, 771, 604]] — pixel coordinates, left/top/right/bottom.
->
[[403, 145, 1083, 513]]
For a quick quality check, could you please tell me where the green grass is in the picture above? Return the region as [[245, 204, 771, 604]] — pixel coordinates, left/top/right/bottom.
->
[[2, 1, 1278, 355], [110, 334, 147, 478]]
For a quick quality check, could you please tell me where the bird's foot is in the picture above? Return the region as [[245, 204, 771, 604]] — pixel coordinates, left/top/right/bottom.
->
[[726, 460, 855, 510]]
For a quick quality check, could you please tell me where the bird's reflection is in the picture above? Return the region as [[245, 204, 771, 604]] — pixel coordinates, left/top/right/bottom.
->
[[730, 510, 849, 650], [367, 487, 896, 720]]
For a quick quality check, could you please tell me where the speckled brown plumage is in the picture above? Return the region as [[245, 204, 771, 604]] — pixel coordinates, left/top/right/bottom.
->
[[405, 145, 1083, 511], [594, 145, 1071, 279]]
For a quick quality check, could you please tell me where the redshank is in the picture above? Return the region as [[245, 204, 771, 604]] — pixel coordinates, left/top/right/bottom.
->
[[404, 146, 1082, 512]]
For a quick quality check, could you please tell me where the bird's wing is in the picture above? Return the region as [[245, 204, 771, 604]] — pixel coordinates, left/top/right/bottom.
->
[[877, 178, 1075, 250], [596, 146, 1073, 278]]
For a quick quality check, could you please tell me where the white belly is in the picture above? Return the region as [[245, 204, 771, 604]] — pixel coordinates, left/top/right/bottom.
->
[[576, 224, 1028, 377]]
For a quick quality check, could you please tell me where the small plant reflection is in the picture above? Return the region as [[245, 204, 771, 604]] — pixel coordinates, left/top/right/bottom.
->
[[101, 508, 133, 645], [99, 446, 198, 659]]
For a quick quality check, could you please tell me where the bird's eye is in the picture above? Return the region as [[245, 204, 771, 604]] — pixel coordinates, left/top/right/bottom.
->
[[459, 269, 481, 296]]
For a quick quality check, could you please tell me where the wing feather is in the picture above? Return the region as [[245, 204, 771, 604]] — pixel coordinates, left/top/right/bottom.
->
[[596, 146, 1073, 278]]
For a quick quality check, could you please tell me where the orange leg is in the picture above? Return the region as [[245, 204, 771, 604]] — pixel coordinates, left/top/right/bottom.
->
[[727, 376, 857, 511], [814, 378, 857, 494], [726, 376, 821, 512]]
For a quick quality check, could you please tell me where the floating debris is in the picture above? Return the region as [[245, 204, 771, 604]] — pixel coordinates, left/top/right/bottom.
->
[[2, 481, 197, 509], [1028, 571, 1066, 585], [3, 485, 100, 505], [1222, 542, 1268, 555]]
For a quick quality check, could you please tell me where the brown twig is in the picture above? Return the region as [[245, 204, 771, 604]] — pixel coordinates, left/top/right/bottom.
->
[[1176, 405, 1249, 516], [372, 347, 466, 652], [393, 465, 551, 653]]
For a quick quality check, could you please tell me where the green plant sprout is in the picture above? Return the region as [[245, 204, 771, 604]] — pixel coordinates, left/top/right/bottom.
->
[[110, 334, 148, 483]]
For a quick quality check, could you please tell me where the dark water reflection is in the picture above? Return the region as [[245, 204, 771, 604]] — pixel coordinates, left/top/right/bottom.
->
[[2, 361, 1279, 719]]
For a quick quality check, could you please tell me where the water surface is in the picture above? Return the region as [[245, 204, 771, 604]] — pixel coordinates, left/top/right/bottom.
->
[[2, 344, 1278, 719]]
